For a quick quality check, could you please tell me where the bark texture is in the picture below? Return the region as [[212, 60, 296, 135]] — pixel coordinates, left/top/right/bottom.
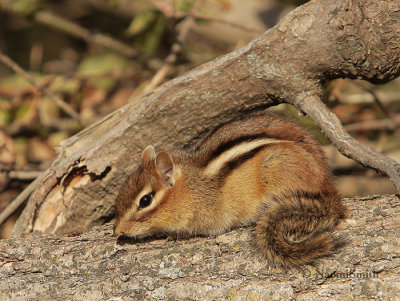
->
[[1, 195, 399, 300], [9, 0, 400, 236]]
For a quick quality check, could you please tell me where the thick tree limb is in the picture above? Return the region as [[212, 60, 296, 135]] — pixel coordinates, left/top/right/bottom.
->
[[8, 0, 400, 236], [1, 195, 399, 300]]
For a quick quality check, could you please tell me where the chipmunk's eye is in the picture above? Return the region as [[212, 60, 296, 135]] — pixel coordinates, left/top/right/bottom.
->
[[139, 193, 153, 209]]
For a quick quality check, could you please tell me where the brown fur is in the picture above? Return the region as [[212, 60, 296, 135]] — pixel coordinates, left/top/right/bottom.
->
[[114, 112, 346, 266]]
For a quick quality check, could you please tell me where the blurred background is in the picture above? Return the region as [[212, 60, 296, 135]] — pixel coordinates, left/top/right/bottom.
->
[[0, 0, 399, 238]]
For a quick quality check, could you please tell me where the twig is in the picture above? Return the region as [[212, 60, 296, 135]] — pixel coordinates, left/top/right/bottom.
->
[[352, 80, 392, 118], [333, 166, 390, 176], [152, 1, 263, 34], [0, 171, 48, 226], [173, 11, 264, 34], [1, 0, 138, 57], [142, 0, 202, 94], [0, 51, 84, 125], [297, 95, 400, 192], [142, 0, 263, 95], [33, 11, 137, 58], [344, 115, 400, 132], [335, 92, 400, 105], [7, 170, 44, 180]]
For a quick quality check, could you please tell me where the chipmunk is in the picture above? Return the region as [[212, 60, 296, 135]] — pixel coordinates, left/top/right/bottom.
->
[[114, 112, 346, 266]]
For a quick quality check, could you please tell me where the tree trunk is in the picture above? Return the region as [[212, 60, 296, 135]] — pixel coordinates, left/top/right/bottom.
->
[[6, 0, 400, 237], [1, 195, 399, 300]]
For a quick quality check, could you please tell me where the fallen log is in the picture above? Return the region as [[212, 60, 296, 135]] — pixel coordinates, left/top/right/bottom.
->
[[1, 195, 399, 300]]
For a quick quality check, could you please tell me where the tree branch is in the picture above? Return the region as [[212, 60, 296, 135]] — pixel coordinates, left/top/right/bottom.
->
[[297, 95, 400, 192]]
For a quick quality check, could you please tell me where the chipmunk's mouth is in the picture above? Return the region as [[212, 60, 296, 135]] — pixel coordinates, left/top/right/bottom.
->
[[114, 221, 154, 239]]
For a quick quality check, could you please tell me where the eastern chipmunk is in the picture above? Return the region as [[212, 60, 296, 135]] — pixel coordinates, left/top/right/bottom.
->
[[114, 112, 346, 266]]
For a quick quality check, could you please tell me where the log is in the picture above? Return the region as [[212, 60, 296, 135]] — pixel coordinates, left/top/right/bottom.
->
[[1, 195, 399, 300], [7, 0, 400, 237]]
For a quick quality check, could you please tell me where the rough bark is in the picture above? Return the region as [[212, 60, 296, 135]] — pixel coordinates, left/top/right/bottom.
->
[[8, 0, 400, 236], [1, 195, 399, 300]]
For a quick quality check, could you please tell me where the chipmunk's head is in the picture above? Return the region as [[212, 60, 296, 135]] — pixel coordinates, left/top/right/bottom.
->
[[114, 145, 182, 238]]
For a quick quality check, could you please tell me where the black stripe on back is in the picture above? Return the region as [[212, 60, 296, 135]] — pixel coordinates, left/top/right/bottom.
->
[[216, 145, 267, 182], [204, 133, 270, 166]]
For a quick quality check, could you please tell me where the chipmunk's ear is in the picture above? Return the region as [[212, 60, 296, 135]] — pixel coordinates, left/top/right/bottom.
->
[[156, 151, 174, 180], [141, 145, 156, 164]]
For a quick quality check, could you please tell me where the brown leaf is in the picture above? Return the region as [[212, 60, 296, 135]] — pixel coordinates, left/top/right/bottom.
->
[[0, 131, 16, 165]]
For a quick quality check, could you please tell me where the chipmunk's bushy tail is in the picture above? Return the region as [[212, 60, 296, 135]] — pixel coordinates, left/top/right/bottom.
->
[[255, 190, 346, 266]]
